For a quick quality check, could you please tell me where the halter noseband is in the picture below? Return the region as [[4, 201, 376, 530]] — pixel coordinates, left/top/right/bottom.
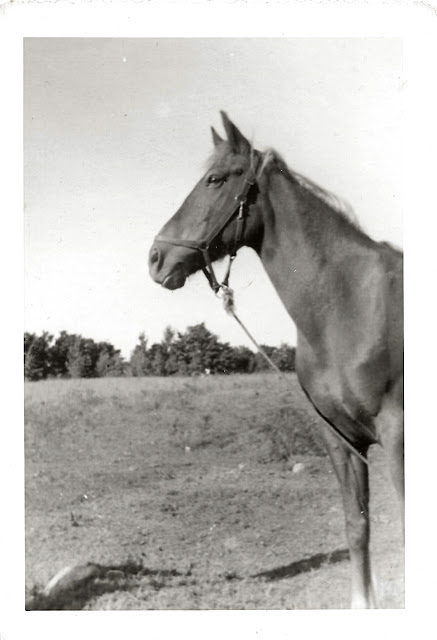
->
[[155, 155, 261, 293]]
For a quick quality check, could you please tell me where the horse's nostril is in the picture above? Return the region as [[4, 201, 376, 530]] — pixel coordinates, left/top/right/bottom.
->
[[150, 247, 160, 265]]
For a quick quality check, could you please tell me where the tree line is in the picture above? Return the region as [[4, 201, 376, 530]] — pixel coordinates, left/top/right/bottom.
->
[[24, 324, 296, 381]]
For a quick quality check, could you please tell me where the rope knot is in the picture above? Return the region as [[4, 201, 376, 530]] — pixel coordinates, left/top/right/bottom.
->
[[220, 285, 235, 315]]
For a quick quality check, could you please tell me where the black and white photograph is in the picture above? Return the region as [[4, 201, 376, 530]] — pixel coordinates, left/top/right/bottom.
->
[[1, 3, 436, 637], [23, 36, 404, 611]]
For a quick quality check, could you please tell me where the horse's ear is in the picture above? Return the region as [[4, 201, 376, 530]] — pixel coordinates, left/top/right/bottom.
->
[[211, 126, 223, 147], [220, 111, 251, 154]]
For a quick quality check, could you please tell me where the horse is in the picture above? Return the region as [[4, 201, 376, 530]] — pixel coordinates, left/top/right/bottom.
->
[[149, 112, 404, 608]]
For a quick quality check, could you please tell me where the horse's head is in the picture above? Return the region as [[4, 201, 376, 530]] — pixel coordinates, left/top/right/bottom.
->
[[149, 112, 263, 291]]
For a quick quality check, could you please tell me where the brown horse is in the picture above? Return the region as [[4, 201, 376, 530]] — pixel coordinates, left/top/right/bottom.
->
[[149, 112, 403, 608]]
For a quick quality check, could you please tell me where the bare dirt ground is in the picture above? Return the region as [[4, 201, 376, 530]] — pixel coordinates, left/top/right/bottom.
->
[[25, 374, 404, 610]]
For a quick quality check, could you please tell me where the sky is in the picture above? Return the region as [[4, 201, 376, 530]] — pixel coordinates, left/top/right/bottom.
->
[[24, 38, 402, 358]]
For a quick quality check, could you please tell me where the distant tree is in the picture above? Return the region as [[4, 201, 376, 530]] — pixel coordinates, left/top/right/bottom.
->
[[163, 326, 176, 346], [65, 335, 102, 378], [161, 326, 180, 375], [188, 350, 203, 376], [50, 331, 79, 377], [95, 343, 126, 377], [24, 332, 36, 378], [48, 332, 126, 378], [272, 344, 296, 372], [82, 338, 102, 377], [95, 350, 112, 377], [173, 323, 226, 375], [66, 336, 90, 378], [127, 324, 296, 377], [24, 326, 296, 380], [164, 350, 180, 376], [130, 333, 150, 377], [220, 345, 256, 374], [148, 342, 168, 376], [24, 331, 53, 381]]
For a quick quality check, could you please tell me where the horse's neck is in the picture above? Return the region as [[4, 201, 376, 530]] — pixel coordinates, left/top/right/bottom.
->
[[257, 168, 376, 340]]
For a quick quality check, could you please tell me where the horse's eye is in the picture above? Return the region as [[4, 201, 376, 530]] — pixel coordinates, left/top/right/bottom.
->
[[235, 169, 244, 176], [207, 175, 224, 186]]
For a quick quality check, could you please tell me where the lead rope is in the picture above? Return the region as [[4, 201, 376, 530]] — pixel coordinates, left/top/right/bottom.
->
[[216, 285, 369, 465], [219, 286, 287, 380]]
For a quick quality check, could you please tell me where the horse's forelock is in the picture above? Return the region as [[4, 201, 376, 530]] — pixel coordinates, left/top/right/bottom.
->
[[204, 144, 225, 170], [205, 140, 256, 171]]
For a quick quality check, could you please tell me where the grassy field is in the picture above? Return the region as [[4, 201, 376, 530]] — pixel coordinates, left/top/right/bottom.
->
[[24, 373, 404, 610]]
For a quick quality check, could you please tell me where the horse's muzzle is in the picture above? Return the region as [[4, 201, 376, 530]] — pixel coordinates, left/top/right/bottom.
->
[[148, 244, 187, 290]]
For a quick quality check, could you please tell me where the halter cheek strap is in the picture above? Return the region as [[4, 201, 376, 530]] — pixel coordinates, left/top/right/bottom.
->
[[155, 156, 260, 293]]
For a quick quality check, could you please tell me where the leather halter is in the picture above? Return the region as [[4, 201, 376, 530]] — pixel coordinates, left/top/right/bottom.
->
[[155, 156, 260, 293]]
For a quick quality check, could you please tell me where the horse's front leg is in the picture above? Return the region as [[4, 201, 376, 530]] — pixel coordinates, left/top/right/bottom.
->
[[321, 427, 377, 608]]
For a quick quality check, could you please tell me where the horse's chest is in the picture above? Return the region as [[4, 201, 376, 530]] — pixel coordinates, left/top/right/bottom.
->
[[296, 341, 386, 431]]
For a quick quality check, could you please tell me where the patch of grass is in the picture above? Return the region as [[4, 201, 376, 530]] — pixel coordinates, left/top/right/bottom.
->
[[25, 373, 404, 609]]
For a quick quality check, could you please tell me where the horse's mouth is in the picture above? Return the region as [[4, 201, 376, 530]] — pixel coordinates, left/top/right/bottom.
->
[[162, 271, 186, 290], [149, 245, 194, 290]]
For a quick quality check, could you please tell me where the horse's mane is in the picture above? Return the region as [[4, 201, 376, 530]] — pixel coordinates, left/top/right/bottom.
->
[[265, 148, 360, 229]]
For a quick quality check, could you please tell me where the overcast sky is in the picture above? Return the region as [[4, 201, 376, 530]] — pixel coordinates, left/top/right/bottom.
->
[[24, 38, 402, 357]]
